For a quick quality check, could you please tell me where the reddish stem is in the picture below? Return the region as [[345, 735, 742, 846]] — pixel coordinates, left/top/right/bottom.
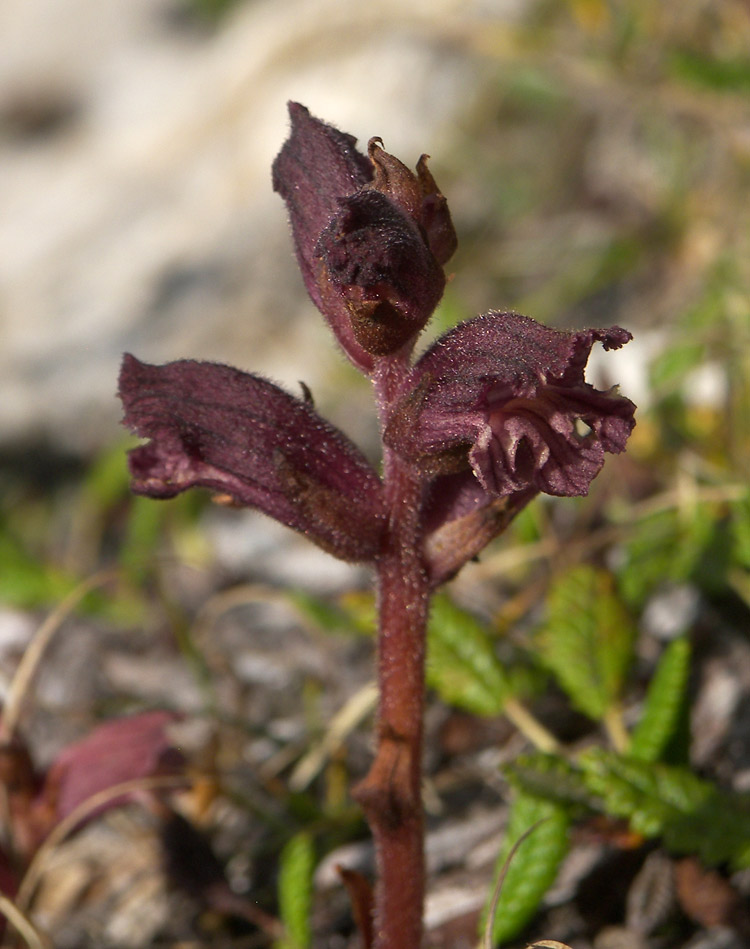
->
[[353, 361, 430, 949]]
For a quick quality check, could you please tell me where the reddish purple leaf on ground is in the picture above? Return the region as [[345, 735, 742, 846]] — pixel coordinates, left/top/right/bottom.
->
[[36, 710, 185, 827]]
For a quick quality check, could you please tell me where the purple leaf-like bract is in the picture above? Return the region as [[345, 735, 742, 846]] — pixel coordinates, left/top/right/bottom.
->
[[119, 354, 385, 562]]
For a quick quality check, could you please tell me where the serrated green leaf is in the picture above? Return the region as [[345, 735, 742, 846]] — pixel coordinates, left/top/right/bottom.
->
[[275, 832, 315, 949], [481, 792, 570, 946], [427, 594, 511, 716], [617, 505, 720, 608], [578, 749, 704, 837], [505, 753, 597, 813], [536, 566, 636, 721], [508, 750, 750, 871], [578, 749, 750, 869], [630, 638, 691, 763]]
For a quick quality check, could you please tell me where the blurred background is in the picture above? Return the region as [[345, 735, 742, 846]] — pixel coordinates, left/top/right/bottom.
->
[[3, 0, 748, 456], [1, 0, 749, 946]]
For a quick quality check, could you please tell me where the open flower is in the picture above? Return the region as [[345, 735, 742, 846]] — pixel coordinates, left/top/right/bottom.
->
[[272, 103, 456, 369], [382, 311, 635, 583], [386, 311, 635, 498]]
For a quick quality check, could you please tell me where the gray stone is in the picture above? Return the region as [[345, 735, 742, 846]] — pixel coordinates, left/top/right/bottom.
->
[[0, 0, 488, 451]]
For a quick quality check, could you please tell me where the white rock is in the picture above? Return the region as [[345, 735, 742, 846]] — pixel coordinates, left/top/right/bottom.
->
[[0, 0, 495, 450]]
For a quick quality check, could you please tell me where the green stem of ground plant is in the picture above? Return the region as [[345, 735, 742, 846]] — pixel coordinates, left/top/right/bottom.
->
[[352, 360, 430, 949], [604, 703, 630, 754], [503, 697, 560, 754]]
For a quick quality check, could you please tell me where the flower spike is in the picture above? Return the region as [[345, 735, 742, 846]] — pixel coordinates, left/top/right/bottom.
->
[[118, 104, 637, 949]]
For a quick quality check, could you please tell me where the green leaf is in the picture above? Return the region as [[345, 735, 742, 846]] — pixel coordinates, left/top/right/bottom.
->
[[0, 510, 144, 625], [508, 502, 545, 546], [505, 752, 598, 813], [119, 495, 169, 580], [670, 50, 750, 93], [83, 440, 133, 508], [287, 589, 368, 637], [731, 492, 750, 571], [536, 566, 636, 721], [578, 749, 696, 837], [617, 505, 719, 608], [0, 529, 77, 608], [275, 832, 315, 949], [505, 66, 570, 113], [509, 749, 750, 872], [578, 749, 750, 869], [183, 0, 245, 25], [629, 638, 691, 763], [118, 490, 207, 582], [427, 594, 512, 716], [338, 590, 378, 637], [481, 792, 570, 946]]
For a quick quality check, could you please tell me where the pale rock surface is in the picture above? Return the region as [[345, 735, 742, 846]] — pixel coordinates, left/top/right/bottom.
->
[[0, 0, 512, 450]]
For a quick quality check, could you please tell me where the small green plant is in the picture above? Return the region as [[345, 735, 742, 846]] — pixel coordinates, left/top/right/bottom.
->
[[416, 525, 749, 946], [275, 832, 315, 949]]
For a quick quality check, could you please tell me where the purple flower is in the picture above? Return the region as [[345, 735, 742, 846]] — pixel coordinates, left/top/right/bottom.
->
[[119, 355, 385, 562], [118, 105, 635, 586], [387, 310, 635, 498], [379, 311, 635, 583], [272, 103, 455, 369]]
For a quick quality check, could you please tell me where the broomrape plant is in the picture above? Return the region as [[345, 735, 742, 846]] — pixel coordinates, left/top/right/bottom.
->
[[118, 103, 636, 949]]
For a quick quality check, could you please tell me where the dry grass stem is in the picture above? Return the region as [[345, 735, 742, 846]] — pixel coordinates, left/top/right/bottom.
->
[[15, 774, 188, 914], [290, 682, 378, 791], [1, 568, 120, 741], [0, 892, 53, 949]]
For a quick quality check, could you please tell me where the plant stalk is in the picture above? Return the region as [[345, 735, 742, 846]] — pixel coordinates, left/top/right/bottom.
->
[[354, 360, 430, 949]]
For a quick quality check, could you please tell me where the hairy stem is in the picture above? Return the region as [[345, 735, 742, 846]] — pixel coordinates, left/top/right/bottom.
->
[[353, 361, 430, 949]]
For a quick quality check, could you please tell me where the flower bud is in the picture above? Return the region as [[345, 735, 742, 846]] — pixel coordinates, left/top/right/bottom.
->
[[273, 103, 455, 367]]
